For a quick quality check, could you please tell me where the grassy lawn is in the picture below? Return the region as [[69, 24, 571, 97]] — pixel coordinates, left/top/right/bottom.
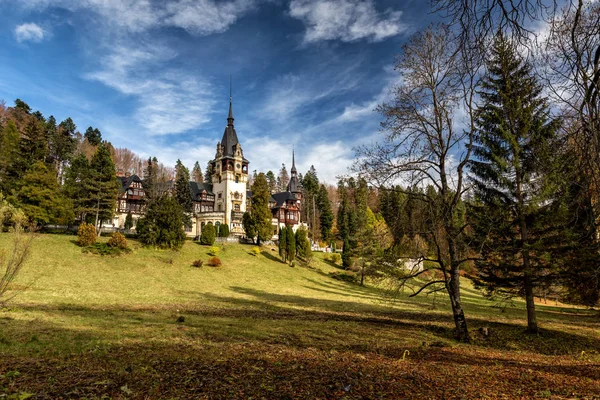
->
[[1, 233, 599, 399]]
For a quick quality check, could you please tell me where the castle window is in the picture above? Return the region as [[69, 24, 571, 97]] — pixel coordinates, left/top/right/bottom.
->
[[218, 176, 222, 184], [234, 204, 240, 212], [235, 175, 239, 183], [218, 193, 222, 199]]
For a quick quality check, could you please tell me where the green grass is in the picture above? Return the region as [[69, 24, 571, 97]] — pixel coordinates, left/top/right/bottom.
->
[[1, 233, 599, 399]]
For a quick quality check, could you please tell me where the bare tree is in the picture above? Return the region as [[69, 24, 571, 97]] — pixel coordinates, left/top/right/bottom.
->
[[0, 225, 34, 305], [355, 25, 478, 342], [544, 1, 600, 211]]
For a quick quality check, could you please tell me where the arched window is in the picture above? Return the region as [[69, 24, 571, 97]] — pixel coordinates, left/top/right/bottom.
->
[[234, 204, 240, 212]]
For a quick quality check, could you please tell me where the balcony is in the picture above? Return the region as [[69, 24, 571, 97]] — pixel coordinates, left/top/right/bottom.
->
[[231, 211, 244, 221]]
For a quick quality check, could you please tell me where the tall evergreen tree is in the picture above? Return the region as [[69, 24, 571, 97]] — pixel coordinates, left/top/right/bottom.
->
[[89, 143, 119, 233], [242, 211, 257, 242], [469, 33, 562, 333], [286, 225, 296, 265], [266, 170, 277, 193], [277, 163, 289, 192], [84, 126, 102, 146], [174, 160, 193, 214], [20, 117, 48, 167], [13, 161, 73, 225], [317, 184, 334, 242], [204, 161, 213, 183], [279, 226, 288, 262], [137, 195, 187, 249], [0, 121, 20, 194], [250, 173, 272, 245], [191, 161, 203, 183]]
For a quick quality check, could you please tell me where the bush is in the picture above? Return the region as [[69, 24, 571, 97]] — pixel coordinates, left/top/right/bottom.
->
[[219, 224, 230, 237], [331, 252, 341, 264], [192, 259, 204, 268], [328, 271, 358, 284], [250, 246, 261, 256], [208, 246, 220, 256], [136, 196, 186, 249], [77, 222, 96, 247], [207, 257, 222, 267], [82, 242, 130, 257], [107, 232, 128, 249], [200, 224, 216, 245]]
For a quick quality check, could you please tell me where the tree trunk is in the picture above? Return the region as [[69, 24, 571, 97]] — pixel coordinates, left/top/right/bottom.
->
[[524, 272, 538, 333], [94, 197, 101, 236], [447, 266, 470, 342]]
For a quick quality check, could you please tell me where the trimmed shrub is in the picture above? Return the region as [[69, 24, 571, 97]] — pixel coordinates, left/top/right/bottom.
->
[[208, 246, 220, 256], [77, 222, 96, 247], [219, 224, 230, 237], [192, 259, 204, 268], [328, 271, 358, 284], [207, 257, 222, 267], [331, 253, 341, 264], [107, 232, 128, 249], [124, 212, 134, 230], [323, 253, 331, 262], [200, 224, 216, 245], [250, 246, 261, 256]]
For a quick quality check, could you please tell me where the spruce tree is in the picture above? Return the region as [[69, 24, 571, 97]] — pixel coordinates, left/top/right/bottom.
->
[[174, 160, 193, 213], [266, 170, 277, 193], [63, 154, 91, 222], [242, 211, 257, 242], [250, 173, 273, 245], [277, 163, 289, 192], [84, 126, 102, 146], [137, 195, 187, 249], [317, 184, 334, 242], [469, 33, 562, 333], [204, 161, 213, 183], [89, 143, 119, 233], [279, 226, 287, 261], [0, 121, 21, 194], [192, 161, 203, 183], [124, 212, 134, 230], [14, 161, 73, 225]]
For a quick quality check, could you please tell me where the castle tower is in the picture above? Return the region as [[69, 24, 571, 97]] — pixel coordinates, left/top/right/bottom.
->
[[212, 93, 249, 234]]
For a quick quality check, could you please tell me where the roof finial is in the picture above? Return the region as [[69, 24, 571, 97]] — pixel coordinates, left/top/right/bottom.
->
[[227, 75, 234, 125], [291, 146, 297, 174]]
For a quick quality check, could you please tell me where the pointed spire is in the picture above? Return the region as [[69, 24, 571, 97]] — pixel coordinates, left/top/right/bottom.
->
[[227, 75, 234, 126], [291, 148, 297, 174]]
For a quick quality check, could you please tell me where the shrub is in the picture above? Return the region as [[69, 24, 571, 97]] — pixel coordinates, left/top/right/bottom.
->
[[107, 232, 128, 249], [219, 224, 230, 237], [136, 196, 186, 249], [323, 253, 331, 261], [77, 222, 96, 247], [200, 224, 216, 245], [331, 253, 341, 264], [250, 246, 261, 256], [208, 246, 220, 256], [328, 271, 358, 284], [124, 212, 134, 230], [207, 257, 222, 267], [192, 259, 204, 268], [83, 242, 130, 257]]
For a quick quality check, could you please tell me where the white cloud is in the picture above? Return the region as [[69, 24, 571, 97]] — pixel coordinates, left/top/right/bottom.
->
[[14, 22, 46, 43], [86, 44, 216, 135], [16, 0, 258, 35], [289, 0, 405, 43]]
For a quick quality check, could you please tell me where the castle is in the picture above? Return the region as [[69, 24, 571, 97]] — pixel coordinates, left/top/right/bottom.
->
[[114, 97, 305, 239]]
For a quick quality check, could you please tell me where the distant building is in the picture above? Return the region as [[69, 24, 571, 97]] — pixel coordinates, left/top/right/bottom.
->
[[112, 96, 306, 238]]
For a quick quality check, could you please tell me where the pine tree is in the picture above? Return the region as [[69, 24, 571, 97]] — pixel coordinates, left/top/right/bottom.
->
[[204, 161, 213, 183], [62, 154, 91, 222], [124, 212, 134, 230], [174, 160, 193, 214], [278, 226, 287, 261], [317, 184, 334, 242], [20, 117, 48, 167], [286, 225, 296, 265], [14, 161, 73, 225], [0, 121, 21, 194], [192, 161, 203, 183], [469, 33, 562, 334], [242, 211, 257, 242], [219, 224, 230, 238], [89, 143, 119, 233], [84, 126, 102, 146], [278, 163, 289, 192], [266, 170, 277, 193], [250, 173, 273, 245], [137, 195, 187, 249], [200, 223, 216, 245], [302, 166, 320, 240]]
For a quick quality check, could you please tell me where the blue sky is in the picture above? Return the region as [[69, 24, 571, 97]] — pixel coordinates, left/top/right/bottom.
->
[[0, 0, 439, 183]]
